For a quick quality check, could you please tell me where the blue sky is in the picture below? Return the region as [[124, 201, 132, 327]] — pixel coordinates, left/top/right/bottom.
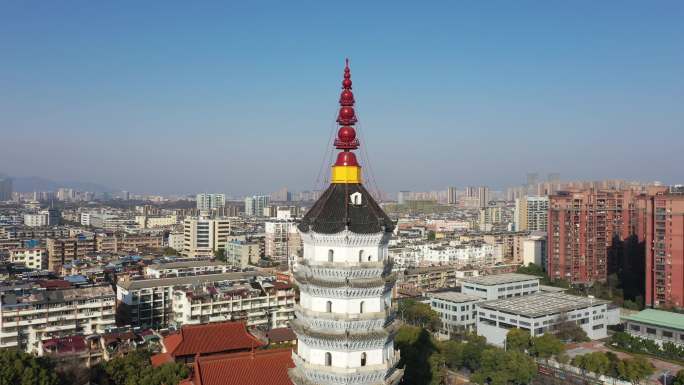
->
[[1, 1, 682, 195]]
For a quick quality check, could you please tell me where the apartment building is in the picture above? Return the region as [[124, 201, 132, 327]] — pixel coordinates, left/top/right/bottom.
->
[[548, 189, 648, 284], [10, 248, 48, 270], [46, 236, 97, 272], [196, 193, 226, 211], [144, 260, 232, 278], [116, 271, 265, 328], [182, 216, 232, 257], [0, 285, 116, 353], [514, 196, 549, 232], [637, 191, 684, 308], [264, 219, 302, 261], [172, 280, 295, 329], [225, 239, 261, 268], [244, 195, 269, 217]]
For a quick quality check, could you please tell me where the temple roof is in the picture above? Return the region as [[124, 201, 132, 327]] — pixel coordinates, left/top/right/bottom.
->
[[298, 183, 394, 235]]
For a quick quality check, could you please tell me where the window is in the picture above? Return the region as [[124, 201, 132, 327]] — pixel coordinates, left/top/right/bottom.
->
[[326, 301, 332, 313], [646, 328, 657, 335], [361, 352, 367, 366], [359, 250, 364, 262], [592, 324, 604, 330], [325, 352, 332, 366], [663, 331, 673, 338], [630, 324, 640, 332], [328, 249, 334, 262], [360, 301, 364, 314]]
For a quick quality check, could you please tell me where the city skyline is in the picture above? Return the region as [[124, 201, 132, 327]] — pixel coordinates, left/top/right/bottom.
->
[[2, 1, 683, 195]]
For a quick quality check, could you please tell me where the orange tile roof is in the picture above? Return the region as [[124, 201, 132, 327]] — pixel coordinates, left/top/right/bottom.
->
[[150, 352, 174, 367], [164, 322, 264, 358], [190, 348, 294, 385]]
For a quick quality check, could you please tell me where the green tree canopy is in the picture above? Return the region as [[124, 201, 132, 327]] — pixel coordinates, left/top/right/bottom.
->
[[397, 299, 441, 331], [506, 329, 532, 352], [530, 333, 564, 359], [91, 350, 189, 385], [0, 350, 60, 385]]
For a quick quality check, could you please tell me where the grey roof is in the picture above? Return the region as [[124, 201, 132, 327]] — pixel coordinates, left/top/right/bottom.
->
[[539, 285, 567, 293], [146, 260, 226, 270], [298, 183, 394, 234], [430, 291, 483, 303], [118, 271, 263, 290], [478, 292, 610, 318], [461, 273, 539, 286]]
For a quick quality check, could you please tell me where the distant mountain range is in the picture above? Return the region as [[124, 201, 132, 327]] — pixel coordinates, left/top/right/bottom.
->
[[6, 176, 114, 193]]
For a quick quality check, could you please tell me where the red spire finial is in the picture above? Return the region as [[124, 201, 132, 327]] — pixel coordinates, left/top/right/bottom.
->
[[335, 59, 359, 156]]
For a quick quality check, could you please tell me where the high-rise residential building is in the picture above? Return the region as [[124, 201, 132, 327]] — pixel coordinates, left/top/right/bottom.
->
[[447, 186, 458, 205], [56, 188, 75, 202], [196, 193, 226, 211], [182, 216, 232, 257], [465, 186, 478, 198], [547, 189, 649, 285], [271, 187, 292, 202], [397, 190, 410, 205], [640, 191, 684, 308], [478, 186, 490, 208], [0, 177, 12, 201], [244, 195, 270, 216], [514, 196, 549, 232], [289, 61, 402, 385], [46, 236, 97, 273], [264, 219, 302, 262]]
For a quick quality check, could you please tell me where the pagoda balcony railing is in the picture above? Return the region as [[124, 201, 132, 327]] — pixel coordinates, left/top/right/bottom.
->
[[289, 350, 402, 385], [296, 259, 394, 278], [294, 304, 395, 323]]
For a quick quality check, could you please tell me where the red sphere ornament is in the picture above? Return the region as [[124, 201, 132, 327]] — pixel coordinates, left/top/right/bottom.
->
[[339, 107, 355, 119], [342, 78, 352, 88], [338, 126, 356, 142], [335, 151, 359, 166], [339, 89, 355, 106]]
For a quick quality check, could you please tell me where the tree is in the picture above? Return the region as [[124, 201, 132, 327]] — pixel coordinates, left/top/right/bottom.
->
[[619, 357, 654, 385], [471, 349, 537, 385], [439, 340, 464, 369], [530, 333, 564, 360], [506, 329, 531, 352], [214, 248, 226, 262], [462, 334, 489, 372], [91, 350, 189, 385], [162, 247, 178, 256], [397, 299, 441, 331], [0, 350, 60, 385], [673, 369, 684, 385], [554, 316, 589, 342], [427, 230, 436, 241], [395, 326, 438, 385]]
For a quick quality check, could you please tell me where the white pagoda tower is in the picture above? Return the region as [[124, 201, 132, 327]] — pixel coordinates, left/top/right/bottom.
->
[[288, 60, 403, 385]]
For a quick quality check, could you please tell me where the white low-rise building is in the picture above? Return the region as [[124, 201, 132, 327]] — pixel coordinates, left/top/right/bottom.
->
[[622, 309, 684, 347], [461, 273, 540, 301], [476, 292, 616, 347], [144, 260, 232, 278], [429, 291, 483, 338]]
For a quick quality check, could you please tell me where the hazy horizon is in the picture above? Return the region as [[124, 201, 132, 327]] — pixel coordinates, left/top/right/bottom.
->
[[2, 1, 683, 195]]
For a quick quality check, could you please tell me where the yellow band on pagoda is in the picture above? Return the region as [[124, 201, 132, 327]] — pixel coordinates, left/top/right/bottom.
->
[[331, 165, 362, 183]]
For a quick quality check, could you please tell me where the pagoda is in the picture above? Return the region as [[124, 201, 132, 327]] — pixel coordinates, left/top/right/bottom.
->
[[288, 60, 403, 385]]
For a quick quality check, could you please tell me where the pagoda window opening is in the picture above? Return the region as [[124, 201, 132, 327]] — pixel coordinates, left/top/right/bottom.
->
[[325, 352, 332, 366], [328, 249, 334, 262], [358, 250, 364, 262], [326, 301, 332, 313], [360, 301, 365, 313], [361, 352, 367, 366]]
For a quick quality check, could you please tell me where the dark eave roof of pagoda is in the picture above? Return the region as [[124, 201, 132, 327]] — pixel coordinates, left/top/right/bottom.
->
[[298, 183, 395, 235]]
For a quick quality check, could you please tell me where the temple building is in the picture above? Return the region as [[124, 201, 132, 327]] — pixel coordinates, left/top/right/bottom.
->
[[288, 60, 403, 385]]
